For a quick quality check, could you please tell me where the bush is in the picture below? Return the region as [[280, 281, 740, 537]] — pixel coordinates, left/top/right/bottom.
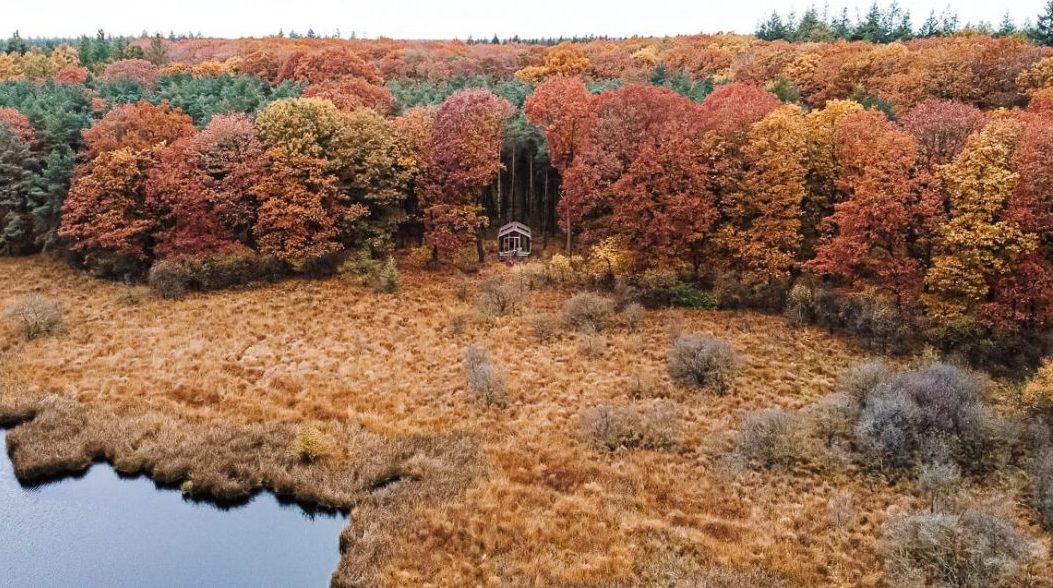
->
[[667, 334, 738, 394], [547, 253, 583, 285], [562, 292, 615, 332], [477, 276, 526, 317], [918, 459, 962, 513], [289, 426, 331, 463], [4, 293, 64, 340], [374, 257, 399, 293], [1034, 448, 1053, 530], [577, 330, 606, 359], [580, 400, 681, 450], [149, 252, 286, 299], [622, 303, 646, 331], [880, 506, 1039, 588], [838, 359, 893, 403], [463, 343, 507, 407], [148, 259, 193, 299], [810, 392, 858, 445], [713, 271, 787, 310], [669, 283, 718, 309], [853, 362, 1012, 475], [527, 313, 559, 343], [735, 408, 809, 469]]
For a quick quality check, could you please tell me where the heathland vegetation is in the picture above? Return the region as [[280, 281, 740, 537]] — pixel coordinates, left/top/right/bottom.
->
[[3, 2, 1053, 585]]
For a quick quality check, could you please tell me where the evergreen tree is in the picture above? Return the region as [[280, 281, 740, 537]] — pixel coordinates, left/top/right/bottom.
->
[[831, 7, 854, 39], [997, 12, 1018, 37], [6, 30, 28, 55], [757, 11, 788, 41], [1036, 0, 1053, 45], [918, 10, 940, 37]]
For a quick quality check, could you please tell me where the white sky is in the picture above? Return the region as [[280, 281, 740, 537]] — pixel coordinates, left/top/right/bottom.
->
[[3, 0, 1048, 40]]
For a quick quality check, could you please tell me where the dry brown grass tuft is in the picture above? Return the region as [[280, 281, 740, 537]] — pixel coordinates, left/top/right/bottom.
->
[[1, 255, 1050, 587]]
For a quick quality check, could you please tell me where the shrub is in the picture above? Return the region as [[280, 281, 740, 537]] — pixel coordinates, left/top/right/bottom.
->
[[405, 245, 434, 270], [918, 459, 962, 513], [4, 293, 64, 340], [148, 259, 193, 299], [854, 362, 1012, 474], [289, 426, 331, 463], [669, 283, 718, 309], [827, 491, 857, 529], [115, 285, 151, 306], [667, 334, 738, 394], [511, 261, 549, 290], [577, 330, 606, 359], [838, 359, 893, 403], [622, 302, 646, 331], [810, 392, 858, 445], [547, 253, 583, 285], [735, 408, 809, 469], [1035, 448, 1053, 530], [527, 313, 559, 343], [585, 236, 633, 285], [562, 292, 615, 332], [448, 310, 473, 335], [880, 506, 1039, 588], [463, 343, 507, 407], [374, 257, 399, 293], [580, 400, 681, 450], [478, 276, 526, 316], [1023, 360, 1053, 421], [713, 271, 787, 310]]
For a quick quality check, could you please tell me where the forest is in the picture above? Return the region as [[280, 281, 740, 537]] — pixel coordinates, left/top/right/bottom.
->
[[3, 4, 1053, 585], [5, 11, 1053, 364]]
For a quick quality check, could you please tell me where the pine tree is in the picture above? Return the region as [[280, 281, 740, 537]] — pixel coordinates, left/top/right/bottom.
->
[[997, 12, 1018, 37], [1036, 0, 1053, 45], [6, 30, 27, 55], [757, 11, 788, 41], [919, 10, 940, 37], [832, 8, 854, 39]]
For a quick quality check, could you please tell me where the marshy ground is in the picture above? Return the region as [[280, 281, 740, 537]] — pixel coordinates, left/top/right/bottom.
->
[[1, 255, 1050, 586]]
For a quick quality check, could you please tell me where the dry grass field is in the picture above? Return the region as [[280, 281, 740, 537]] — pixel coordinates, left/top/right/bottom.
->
[[1, 255, 1050, 587]]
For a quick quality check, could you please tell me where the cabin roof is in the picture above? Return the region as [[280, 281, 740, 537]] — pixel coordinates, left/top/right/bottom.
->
[[498, 221, 531, 237]]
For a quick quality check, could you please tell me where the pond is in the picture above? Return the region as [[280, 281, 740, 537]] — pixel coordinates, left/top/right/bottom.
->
[[0, 430, 348, 587]]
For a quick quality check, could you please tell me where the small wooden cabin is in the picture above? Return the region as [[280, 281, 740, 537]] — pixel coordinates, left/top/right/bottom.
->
[[498, 221, 532, 260]]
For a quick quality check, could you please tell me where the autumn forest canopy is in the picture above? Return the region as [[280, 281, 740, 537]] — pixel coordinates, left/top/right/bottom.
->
[[4, 1, 1053, 366]]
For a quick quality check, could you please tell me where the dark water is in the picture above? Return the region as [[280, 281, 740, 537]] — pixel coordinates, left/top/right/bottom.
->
[[0, 430, 347, 588]]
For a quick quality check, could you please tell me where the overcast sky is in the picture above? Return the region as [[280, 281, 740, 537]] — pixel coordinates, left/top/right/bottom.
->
[[5, 0, 1049, 40]]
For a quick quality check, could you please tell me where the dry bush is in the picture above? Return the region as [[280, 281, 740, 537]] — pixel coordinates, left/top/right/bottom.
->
[[115, 284, 151, 306], [477, 276, 526, 317], [4, 293, 64, 340], [627, 373, 659, 400], [527, 313, 559, 343], [809, 392, 858, 445], [1035, 447, 1053, 530], [463, 343, 507, 407], [879, 506, 1041, 588], [404, 245, 434, 270], [622, 302, 646, 332], [837, 358, 893, 403], [562, 292, 615, 332], [1023, 360, 1053, 421], [577, 329, 607, 359], [447, 310, 474, 335], [854, 362, 1013, 475], [510, 261, 550, 290], [827, 491, 857, 529], [546, 253, 583, 285], [290, 425, 332, 463], [735, 408, 810, 470], [918, 459, 962, 513], [148, 260, 192, 299], [580, 400, 681, 450], [667, 334, 738, 394]]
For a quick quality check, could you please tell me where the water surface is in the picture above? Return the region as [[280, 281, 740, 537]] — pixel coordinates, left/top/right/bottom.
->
[[0, 430, 347, 587]]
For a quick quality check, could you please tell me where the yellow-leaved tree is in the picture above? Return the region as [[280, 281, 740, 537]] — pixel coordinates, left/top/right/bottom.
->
[[717, 104, 807, 288], [923, 114, 1037, 322]]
